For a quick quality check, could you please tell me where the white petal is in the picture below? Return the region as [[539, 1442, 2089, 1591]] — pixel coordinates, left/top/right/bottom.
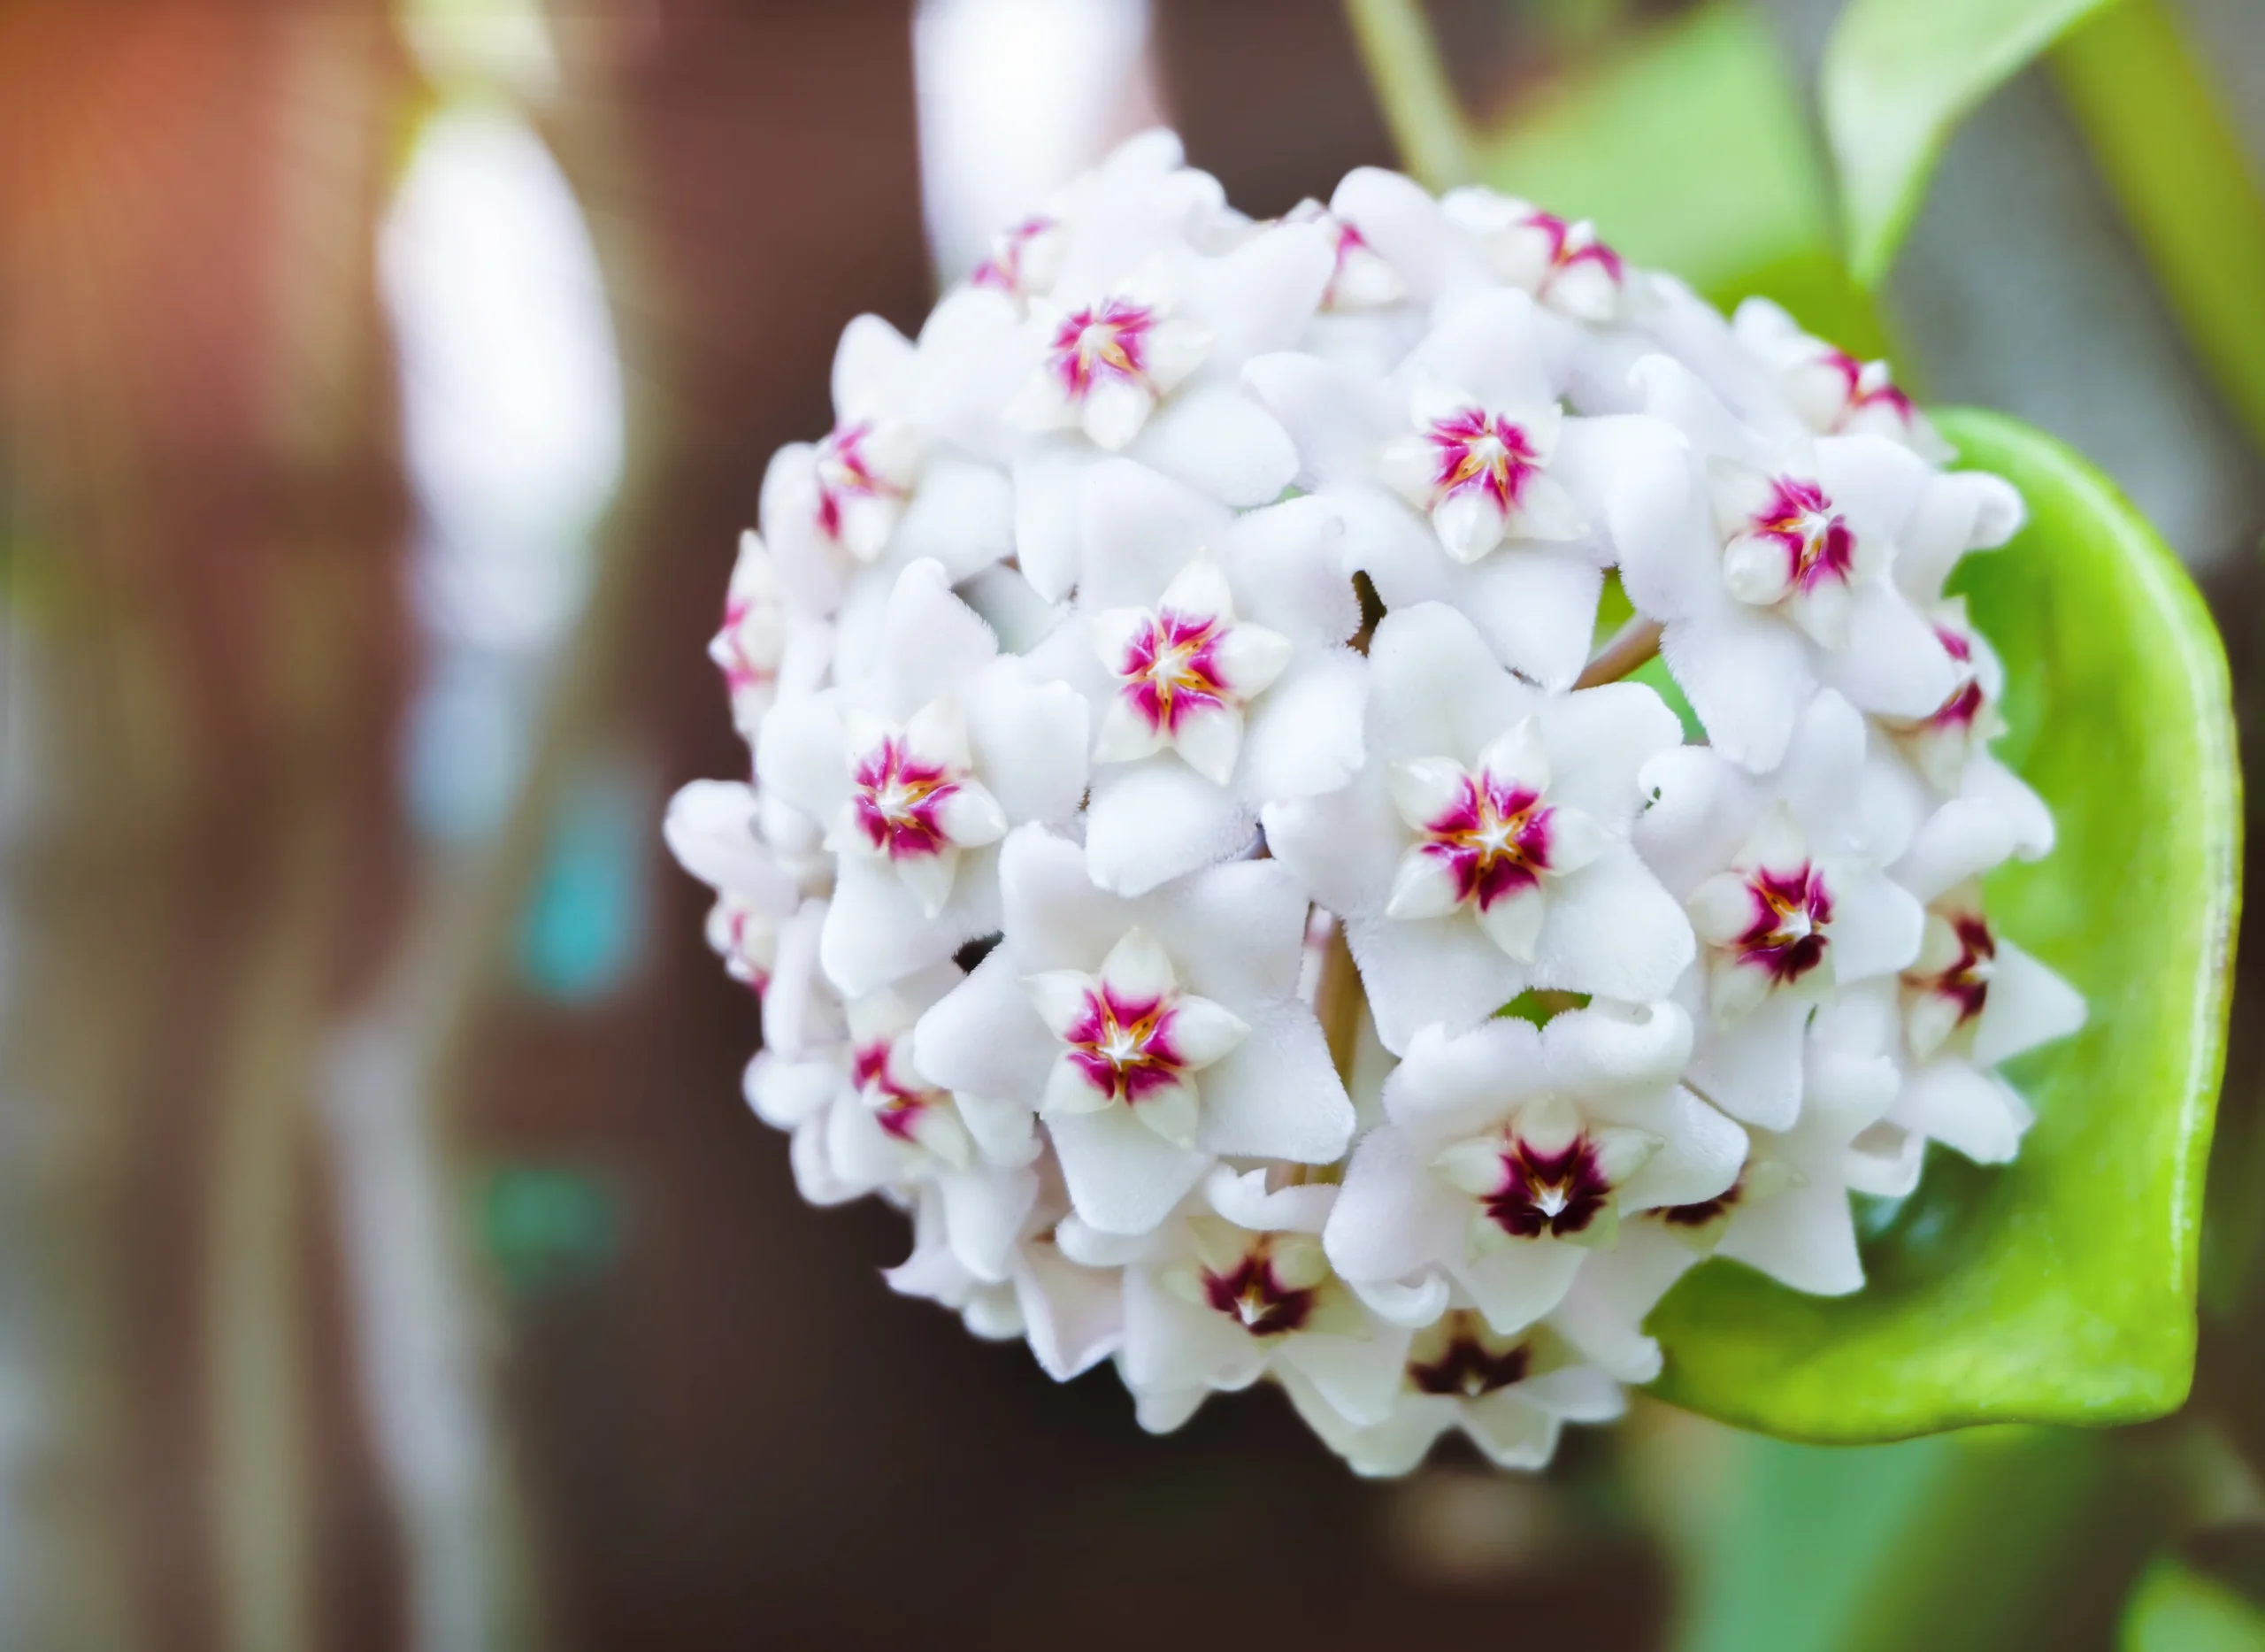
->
[[1718, 1183, 1862, 1295], [1212, 622, 1293, 700], [936, 780, 1007, 849], [1685, 988, 1809, 1131], [1819, 865, 1923, 983], [1132, 383, 1298, 507], [1324, 1126, 1467, 1281], [1475, 717, 1550, 795], [1022, 969, 1098, 1040], [1168, 995, 1251, 1070], [1455, 1241, 1586, 1335], [914, 949, 1056, 1102], [1345, 911, 1529, 1056], [1155, 553, 1235, 626], [1901, 1060, 2028, 1164], [1507, 472, 1584, 542], [1531, 847, 1695, 1003], [1376, 434, 1440, 507], [1476, 880, 1547, 961], [1972, 939, 2086, 1067], [1386, 847, 1465, 922], [1171, 701, 1245, 786], [1099, 926, 1179, 1003], [1081, 373, 1155, 451], [1041, 1053, 1113, 1117], [1388, 756, 1470, 833], [1197, 1006, 1355, 1163], [1659, 613, 1812, 772], [1050, 1104, 1211, 1235], [1094, 693, 1170, 765], [1083, 762, 1255, 897], [1131, 1076, 1202, 1147], [1432, 488, 1509, 564], [964, 665, 1090, 824]]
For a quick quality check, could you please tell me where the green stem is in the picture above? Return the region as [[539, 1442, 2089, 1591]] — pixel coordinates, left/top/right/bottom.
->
[[1341, 0, 1475, 189], [2051, 0, 2265, 456]]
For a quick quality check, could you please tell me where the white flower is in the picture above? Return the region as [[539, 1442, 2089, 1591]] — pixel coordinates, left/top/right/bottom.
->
[[913, 826, 1355, 1236], [1265, 603, 1692, 1053], [1279, 1310, 1628, 1476], [1611, 356, 1960, 771], [1248, 288, 1664, 688], [1654, 989, 1916, 1295], [1440, 188, 1632, 323], [1007, 217, 1334, 599], [1879, 803, 2085, 1163], [1116, 1168, 1409, 1435], [1637, 690, 1924, 1130], [756, 560, 1088, 995], [1284, 197, 1408, 313], [759, 296, 1022, 616], [1323, 1001, 1745, 1336], [664, 778, 803, 1001], [1026, 461, 1366, 894], [1731, 297, 1951, 459]]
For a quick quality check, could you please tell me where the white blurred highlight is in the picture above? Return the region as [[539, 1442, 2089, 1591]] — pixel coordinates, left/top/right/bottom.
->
[[914, 0, 1163, 281]]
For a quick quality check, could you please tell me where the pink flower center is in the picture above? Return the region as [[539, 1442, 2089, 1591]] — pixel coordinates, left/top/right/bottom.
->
[[1525, 211, 1624, 289], [713, 597, 776, 697], [812, 420, 902, 541], [1320, 213, 1372, 307], [1728, 863, 1833, 986], [1475, 1133, 1616, 1240], [1823, 350, 1916, 426], [1116, 610, 1230, 734], [1063, 984, 1186, 1105], [1923, 626, 1985, 734], [1048, 297, 1156, 402], [971, 214, 1056, 296], [1417, 772, 1555, 911], [1408, 1313, 1532, 1397], [1424, 407, 1541, 516], [721, 910, 770, 998], [1909, 913, 1994, 1029], [852, 1036, 946, 1143], [1201, 1248, 1316, 1337], [1750, 478, 1854, 594], [850, 736, 961, 860]]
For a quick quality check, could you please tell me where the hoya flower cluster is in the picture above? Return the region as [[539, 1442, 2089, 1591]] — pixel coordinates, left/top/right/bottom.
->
[[669, 132, 2085, 1475]]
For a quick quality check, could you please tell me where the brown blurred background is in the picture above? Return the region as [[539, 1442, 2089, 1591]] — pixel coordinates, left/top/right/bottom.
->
[[4, 4, 2263, 1650]]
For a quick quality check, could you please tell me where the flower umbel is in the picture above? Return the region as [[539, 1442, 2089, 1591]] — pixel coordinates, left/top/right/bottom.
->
[[668, 131, 2083, 1479]]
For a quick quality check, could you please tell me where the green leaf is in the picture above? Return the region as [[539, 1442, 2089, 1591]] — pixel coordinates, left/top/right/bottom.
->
[[1822, 0, 2115, 284], [1648, 408, 2240, 1442], [2123, 1558, 2265, 1652], [1348, 0, 1889, 356]]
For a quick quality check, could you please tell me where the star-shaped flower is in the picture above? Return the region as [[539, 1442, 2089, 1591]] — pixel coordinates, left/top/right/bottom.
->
[[1025, 461, 1366, 895], [1637, 691, 1925, 1129], [913, 826, 1354, 1236], [1610, 356, 1960, 771], [1264, 603, 1692, 1054], [1324, 1001, 1744, 1336], [756, 559, 1088, 995], [1248, 288, 1664, 688]]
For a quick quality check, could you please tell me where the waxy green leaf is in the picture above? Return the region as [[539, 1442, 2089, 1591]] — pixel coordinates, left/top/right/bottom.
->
[[1648, 408, 2239, 1442], [1821, 0, 2114, 283]]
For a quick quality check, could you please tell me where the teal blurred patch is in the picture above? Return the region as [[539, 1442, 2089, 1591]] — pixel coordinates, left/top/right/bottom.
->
[[481, 1164, 621, 1295], [517, 759, 648, 1000]]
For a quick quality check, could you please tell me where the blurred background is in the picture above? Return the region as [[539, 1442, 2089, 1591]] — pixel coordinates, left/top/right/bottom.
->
[[4, 2, 2265, 1648]]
